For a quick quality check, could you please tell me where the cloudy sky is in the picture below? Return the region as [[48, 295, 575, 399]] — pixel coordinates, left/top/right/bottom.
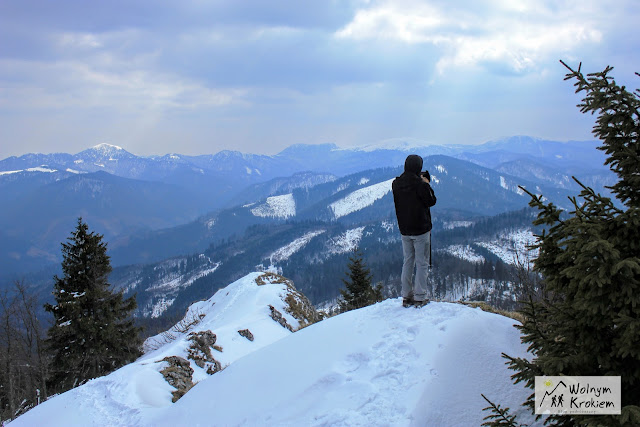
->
[[1, 0, 638, 158]]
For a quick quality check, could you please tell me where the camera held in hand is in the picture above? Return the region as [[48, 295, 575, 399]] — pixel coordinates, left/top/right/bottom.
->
[[421, 171, 431, 182]]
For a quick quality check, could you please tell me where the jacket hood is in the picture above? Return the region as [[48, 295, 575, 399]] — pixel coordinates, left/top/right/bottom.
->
[[404, 155, 423, 175]]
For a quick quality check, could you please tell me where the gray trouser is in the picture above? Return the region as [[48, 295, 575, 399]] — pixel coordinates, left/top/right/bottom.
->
[[401, 231, 431, 301]]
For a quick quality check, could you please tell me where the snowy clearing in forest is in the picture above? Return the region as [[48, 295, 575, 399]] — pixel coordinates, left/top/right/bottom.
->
[[442, 220, 474, 230], [477, 229, 538, 266], [269, 230, 326, 264], [329, 178, 393, 219], [443, 245, 485, 263], [250, 193, 296, 219], [328, 227, 365, 254]]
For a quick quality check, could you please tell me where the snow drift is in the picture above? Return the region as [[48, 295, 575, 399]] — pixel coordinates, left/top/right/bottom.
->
[[11, 272, 536, 426]]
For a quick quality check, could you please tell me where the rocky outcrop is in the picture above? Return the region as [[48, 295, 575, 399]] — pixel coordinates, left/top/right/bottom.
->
[[255, 272, 291, 287], [151, 273, 318, 405], [238, 329, 254, 341], [256, 272, 320, 330], [187, 330, 222, 375], [269, 305, 295, 332], [283, 288, 320, 328], [159, 356, 194, 402]]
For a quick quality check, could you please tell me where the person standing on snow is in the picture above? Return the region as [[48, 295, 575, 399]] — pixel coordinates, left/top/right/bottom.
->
[[392, 154, 437, 307]]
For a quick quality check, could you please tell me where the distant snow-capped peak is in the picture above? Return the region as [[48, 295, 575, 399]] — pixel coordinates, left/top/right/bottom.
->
[[350, 138, 435, 152], [77, 143, 134, 162], [93, 142, 124, 151]]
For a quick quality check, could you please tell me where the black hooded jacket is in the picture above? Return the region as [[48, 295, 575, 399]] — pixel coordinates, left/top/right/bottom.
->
[[392, 155, 437, 236]]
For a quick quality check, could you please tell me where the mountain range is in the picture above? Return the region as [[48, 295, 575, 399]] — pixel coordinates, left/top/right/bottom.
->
[[0, 136, 614, 284], [110, 204, 542, 320]]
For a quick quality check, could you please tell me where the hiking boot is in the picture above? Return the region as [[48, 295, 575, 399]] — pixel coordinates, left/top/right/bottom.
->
[[402, 297, 414, 308], [413, 299, 430, 308]]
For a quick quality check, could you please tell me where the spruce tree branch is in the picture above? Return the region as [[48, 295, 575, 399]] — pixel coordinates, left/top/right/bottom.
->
[[480, 393, 526, 427], [527, 295, 549, 344]]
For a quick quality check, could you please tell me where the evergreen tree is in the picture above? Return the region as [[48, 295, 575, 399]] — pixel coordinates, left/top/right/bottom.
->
[[339, 249, 383, 312], [45, 218, 142, 392], [486, 63, 640, 426]]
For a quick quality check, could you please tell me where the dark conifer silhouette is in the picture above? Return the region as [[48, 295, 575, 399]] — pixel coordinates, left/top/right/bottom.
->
[[45, 218, 142, 392], [339, 249, 383, 312], [484, 62, 640, 426]]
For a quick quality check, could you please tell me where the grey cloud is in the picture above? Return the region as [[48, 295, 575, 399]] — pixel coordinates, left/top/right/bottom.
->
[[0, 0, 638, 159], [0, 0, 359, 33]]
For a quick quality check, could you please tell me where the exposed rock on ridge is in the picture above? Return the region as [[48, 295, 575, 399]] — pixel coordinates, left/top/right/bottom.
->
[[187, 330, 222, 375], [159, 356, 194, 402]]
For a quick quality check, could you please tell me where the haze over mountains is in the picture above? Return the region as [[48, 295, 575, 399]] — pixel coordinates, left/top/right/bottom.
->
[[0, 136, 614, 314]]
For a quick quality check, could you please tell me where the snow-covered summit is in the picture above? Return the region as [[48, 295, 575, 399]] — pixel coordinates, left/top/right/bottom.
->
[[76, 143, 134, 162], [11, 273, 536, 427], [11, 272, 317, 426], [351, 137, 433, 152], [213, 149, 253, 160], [92, 142, 124, 151]]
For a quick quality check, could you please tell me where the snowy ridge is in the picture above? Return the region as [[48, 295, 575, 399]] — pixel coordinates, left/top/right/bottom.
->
[[144, 272, 304, 354], [12, 272, 308, 427], [329, 178, 394, 219], [0, 169, 21, 176], [250, 193, 296, 219], [0, 166, 58, 175], [351, 137, 432, 152], [268, 230, 326, 264], [12, 283, 536, 426]]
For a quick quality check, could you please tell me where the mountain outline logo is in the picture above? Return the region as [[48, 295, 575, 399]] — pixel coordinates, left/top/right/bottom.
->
[[539, 380, 567, 407]]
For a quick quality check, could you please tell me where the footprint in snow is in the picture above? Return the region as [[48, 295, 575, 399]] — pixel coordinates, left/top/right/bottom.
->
[[338, 352, 370, 374], [406, 325, 419, 341]]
